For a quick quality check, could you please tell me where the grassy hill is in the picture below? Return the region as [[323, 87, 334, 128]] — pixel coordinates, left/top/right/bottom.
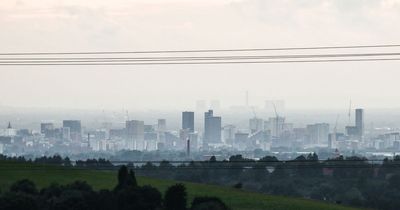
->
[[0, 161, 363, 210]]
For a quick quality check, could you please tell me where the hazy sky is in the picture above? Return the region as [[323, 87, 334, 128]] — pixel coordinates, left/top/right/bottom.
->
[[1, 0, 400, 110]]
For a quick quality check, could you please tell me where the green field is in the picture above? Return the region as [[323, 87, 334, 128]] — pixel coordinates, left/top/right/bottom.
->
[[0, 162, 363, 210]]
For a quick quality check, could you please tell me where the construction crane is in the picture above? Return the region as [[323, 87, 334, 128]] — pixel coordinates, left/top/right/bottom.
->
[[272, 102, 284, 138]]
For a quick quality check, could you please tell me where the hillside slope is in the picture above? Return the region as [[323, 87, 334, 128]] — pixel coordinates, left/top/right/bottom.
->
[[0, 162, 363, 210]]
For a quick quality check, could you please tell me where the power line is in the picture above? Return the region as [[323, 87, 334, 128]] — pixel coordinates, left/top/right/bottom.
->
[[1, 52, 400, 62], [1, 58, 400, 65], [1, 44, 400, 55]]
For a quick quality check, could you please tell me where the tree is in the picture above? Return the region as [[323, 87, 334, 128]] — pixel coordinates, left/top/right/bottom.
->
[[10, 179, 38, 195], [0, 192, 38, 210], [209, 156, 217, 162], [164, 184, 187, 210], [115, 166, 137, 191]]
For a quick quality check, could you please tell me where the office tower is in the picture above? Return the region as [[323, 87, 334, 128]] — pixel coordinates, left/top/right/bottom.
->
[[41, 123, 54, 138], [62, 127, 71, 140], [268, 117, 285, 138], [157, 119, 166, 132], [182, 111, 194, 132], [204, 110, 222, 145], [249, 118, 263, 134], [188, 132, 198, 151], [63, 120, 81, 141], [306, 123, 330, 145], [355, 108, 364, 137], [125, 120, 144, 150], [157, 119, 166, 144], [41, 123, 54, 133], [179, 128, 190, 150], [223, 124, 236, 145]]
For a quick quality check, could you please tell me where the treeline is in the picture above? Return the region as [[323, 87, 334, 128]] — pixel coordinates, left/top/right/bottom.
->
[[3, 153, 400, 209], [0, 166, 228, 210], [136, 154, 400, 210], [0, 154, 113, 168]]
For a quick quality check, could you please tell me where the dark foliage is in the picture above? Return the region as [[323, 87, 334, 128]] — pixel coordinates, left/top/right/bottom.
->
[[164, 183, 187, 210], [0, 165, 227, 210], [233, 182, 242, 189], [135, 154, 400, 210], [10, 179, 38, 195]]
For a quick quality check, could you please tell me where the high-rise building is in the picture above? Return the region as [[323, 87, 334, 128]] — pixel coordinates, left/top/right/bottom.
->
[[41, 123, 54, 133], [306, 123, 330, 145], [249, 118, 263, 134], [355, 108, 364, 137], [346, 109, 364, 140], [204, 110, 222, 145], [223, 125, 236, 145], [125, 120, 144, 150], [41, 123, 54, 138], [156, 119, 166, 144], [268, 117, 285, 138], [182, 111, 194, 132], [179, 128, 190, 150], [188, 132, 198, 151], [62, 127, 71, 140], [63, 120, 81, 141]]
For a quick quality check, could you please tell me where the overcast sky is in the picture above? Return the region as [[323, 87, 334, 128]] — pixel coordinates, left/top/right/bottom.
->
[[1, 0, 400, 111]]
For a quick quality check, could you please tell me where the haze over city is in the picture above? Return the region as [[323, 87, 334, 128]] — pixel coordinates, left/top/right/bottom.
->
[[2, 0, 400, 110], [2, 1, 400, 210]]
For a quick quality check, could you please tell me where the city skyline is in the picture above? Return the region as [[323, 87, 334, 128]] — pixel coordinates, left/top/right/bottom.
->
[[0, 107, 376, 154]]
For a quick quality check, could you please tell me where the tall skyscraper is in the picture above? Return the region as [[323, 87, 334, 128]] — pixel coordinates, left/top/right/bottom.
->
[[204, 110, 222, 145], [156, 119, 166, 145], [182, 111, 194, 132], [355, 108, 364, 137], [126, 120, 144, 150], [63, 120, 81, 141]]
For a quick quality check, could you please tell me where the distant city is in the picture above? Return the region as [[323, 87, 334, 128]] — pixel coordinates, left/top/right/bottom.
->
[[1, 99, 400, 159]]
